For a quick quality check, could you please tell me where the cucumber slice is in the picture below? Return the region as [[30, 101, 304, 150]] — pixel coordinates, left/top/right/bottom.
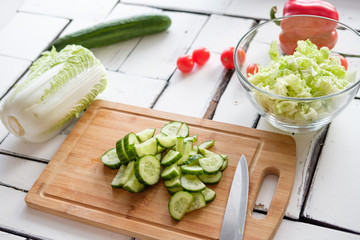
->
[[199, 155, 224, 174], [189, 145, 199, 156], [111, 164, 127, 188], [175, 137, 184, 152], [180, 175, 206, 192], [168, 191, 194, 220], [201, 187, 216, 203], [161, 121, 189, 137], [156, 134, 177, 148], [116, 133, 139, 164], [161, 164, 181, 180], [167, 186, 183, 195], [135, 138, 158, 158], [198, 147, 216, 156], [177, 140, 193, 165], [161, 150, 182, 166], [184, 135, 198, 143], [135, 155, 161, 186], [199, 171, 223, 184], [184, 154, 203, 165], [180, 165, 204, 175], [155, 153, 162, 161], [101, 148, 121, 169], [136, 128, 156, 142], [198, 140, 215, 149], [220, 158, 228, 171], [118, 161, 135, 187], [123, 173, 145, 193], [164, 176, 181, 188], [186, 192, 206, 212]]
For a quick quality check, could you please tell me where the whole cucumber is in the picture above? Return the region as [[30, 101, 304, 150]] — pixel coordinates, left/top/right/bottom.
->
[[50, 14, 171, 50]]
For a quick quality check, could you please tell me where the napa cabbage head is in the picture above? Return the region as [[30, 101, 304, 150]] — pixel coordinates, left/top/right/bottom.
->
[[248, 39, 351, 123], [0, 45, 107, 142]]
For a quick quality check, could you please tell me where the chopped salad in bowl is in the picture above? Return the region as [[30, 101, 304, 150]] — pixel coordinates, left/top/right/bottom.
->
[[234, 15, 360, 133]]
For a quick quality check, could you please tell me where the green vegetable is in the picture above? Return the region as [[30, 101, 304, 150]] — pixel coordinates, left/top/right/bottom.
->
[[51, 14, 172, 51], [249, 39, 352, 123], [0, 45, 107, 142]]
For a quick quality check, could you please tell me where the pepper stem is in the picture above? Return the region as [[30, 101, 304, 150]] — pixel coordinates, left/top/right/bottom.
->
[[270, 6, 281, 26]]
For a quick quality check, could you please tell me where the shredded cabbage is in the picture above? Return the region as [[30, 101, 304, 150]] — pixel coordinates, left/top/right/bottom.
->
[[248, 39, 352, 123]]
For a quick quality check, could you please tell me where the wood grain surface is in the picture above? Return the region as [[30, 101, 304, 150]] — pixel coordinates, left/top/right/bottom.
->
[[25, 100, 296, 240]]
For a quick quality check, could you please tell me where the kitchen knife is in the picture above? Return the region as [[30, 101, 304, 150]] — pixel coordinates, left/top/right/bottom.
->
[[219, 154, 249, 240]]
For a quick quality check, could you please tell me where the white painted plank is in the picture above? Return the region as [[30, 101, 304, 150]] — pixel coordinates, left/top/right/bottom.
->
[[0, 130, 68, 161], [0, 12, 68, 61], [212, 74, 258, 127], [256, 118, 327, 219], [153, 52, 223, 118], [0, 154, 46, 190], [274, 219, 360, 240], [97, 70, 166, 108], [19, 0, 117, 19], [303, 99, 360, 233], [0, 56, 31, 99], [191, 14, 255, 54], [0, 232, 25, 240], [122, 0, 232, 14], [119, 11, 207, 80], [0, 0, 24, 30], [225, 0, 287, 19], [0, 186, 131, 240]]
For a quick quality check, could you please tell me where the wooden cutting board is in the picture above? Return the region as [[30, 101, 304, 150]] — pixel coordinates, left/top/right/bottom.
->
[[26, 100, 296, 240]]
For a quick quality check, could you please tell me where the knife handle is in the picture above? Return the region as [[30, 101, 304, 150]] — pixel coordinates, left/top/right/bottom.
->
[[244, 155, 296, 240]]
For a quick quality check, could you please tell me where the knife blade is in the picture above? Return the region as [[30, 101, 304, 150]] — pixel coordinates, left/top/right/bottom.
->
[[220, 154, 249, 240]]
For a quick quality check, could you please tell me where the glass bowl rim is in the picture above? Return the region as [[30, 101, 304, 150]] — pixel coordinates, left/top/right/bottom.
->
[[234, 14, 360, 102]]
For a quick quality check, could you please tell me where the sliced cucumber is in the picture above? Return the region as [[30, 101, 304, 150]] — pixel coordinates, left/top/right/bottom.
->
[[161, 121, 189, 137], [101, 148, 121, 169], [156, 134, 177, 148], [167, 186, 183, 195], [198, 147, 216, 156], [199, 171, 222, 184], [201, 187, 216, 203], [177, 140, 193, 165], [198, 140, 215, 149], [186, 192, 206, 212], [111, 164, 127, 188], [199, 155, 224, 174], [220, 158, 228, 171], [161, 164, 181, 180], [136, 128, 156, 142], [180, 175, 206, 192], [155, 153, 162, 161], [135, 138, 157, 158], [184, 153, 203, 165], [175, 137, 184, 152], [180, 165, 204, 175], [168, 191, 194, 220], [135, 155, 161, 186], [116, 132, 139, 164], [164, 176, 181, 188], [161, 149, 182, 166], [189, 145, 199, 156], [184, 135, 198, 143], [118, 161, 135, 187], [123, 173, 145, 193]]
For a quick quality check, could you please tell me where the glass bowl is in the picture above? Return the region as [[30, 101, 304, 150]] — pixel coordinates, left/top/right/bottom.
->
[[234, 15, 360, 133]]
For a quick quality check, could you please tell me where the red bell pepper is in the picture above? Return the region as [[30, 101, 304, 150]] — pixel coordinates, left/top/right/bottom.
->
[[271, 0, 339, 55]]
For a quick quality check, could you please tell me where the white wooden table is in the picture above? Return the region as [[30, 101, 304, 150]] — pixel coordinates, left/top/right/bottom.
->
[[0, 0, 360, 239]]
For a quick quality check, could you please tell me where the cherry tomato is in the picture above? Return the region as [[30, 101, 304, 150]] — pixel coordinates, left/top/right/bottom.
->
[[220, 47, 246, 69], [337, 55, 348, 70], [177, 55, 194, 73], [246, 63, 259, 76], [192, 47, 210, 65]]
